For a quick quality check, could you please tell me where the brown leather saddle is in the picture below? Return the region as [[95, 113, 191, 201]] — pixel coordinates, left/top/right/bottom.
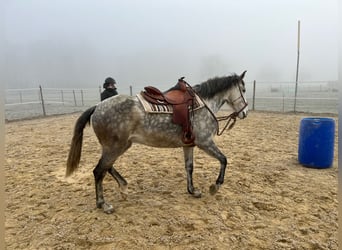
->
[[141, 77, 196, 144]]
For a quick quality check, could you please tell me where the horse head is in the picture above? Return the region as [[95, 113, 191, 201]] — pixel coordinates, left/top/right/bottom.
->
[[226, 70, 248, 119]]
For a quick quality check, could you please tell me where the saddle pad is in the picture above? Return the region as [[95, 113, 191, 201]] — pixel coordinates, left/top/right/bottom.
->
[[136, 93, 205, 114]]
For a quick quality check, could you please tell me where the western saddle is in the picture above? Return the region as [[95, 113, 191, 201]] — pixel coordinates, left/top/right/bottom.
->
[[141, 77, 196, 144]]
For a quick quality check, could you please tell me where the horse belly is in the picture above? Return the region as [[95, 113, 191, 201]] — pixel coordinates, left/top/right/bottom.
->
[[130, 132, 184, 148], [130, 113, 185, 147]]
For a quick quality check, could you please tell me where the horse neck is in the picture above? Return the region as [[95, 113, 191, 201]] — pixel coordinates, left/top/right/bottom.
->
[[203, 95, 225, 114]]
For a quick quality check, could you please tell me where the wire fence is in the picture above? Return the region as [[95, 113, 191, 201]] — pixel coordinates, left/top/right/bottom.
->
[[4, 81, 338, 121]]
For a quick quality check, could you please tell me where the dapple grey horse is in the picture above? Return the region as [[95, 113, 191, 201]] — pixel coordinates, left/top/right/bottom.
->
[[66, 71, 248, 213]]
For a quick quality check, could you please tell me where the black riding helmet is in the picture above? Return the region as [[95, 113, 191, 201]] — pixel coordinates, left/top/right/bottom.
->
[[103, 77, 116, 88]]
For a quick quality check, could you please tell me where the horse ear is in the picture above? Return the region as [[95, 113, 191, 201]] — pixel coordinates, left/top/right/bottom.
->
[[240, 70, 247, 79]]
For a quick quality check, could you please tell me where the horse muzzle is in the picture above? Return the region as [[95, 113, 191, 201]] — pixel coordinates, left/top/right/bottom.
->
[[238, 110, 248, 119], [237, 104, 248, 119]]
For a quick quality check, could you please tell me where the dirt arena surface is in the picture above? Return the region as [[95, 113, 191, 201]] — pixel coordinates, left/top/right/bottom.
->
[[5, 111, 338, 249]]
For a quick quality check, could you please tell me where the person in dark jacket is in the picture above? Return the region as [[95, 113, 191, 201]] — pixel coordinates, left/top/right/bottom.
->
[[101, 77, 118, 101]]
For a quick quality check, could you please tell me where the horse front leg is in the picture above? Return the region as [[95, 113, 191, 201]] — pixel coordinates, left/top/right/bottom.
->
[[197, 141, 227, 195], [183, 146, 202, 198]]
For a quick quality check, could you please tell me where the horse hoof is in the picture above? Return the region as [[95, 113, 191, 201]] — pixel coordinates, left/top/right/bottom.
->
[[103, 203, 114, 214], [209, 184, 219, 195], [120, 185, 128, 200], [193, 189, 202, 198], [120, 192, 128, 200]]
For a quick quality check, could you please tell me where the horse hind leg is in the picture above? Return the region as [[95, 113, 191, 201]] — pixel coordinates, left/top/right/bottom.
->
[[93, 157, 115, 214], [107, 140, 132, 200], [93, 141, 132, 214], [108, 167, 128, 200]]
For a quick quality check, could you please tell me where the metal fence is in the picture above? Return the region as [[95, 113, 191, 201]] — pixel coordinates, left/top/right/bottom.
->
[[5, 86, 102, 121], [246, 81, 338, 114], [4, 81, 338, 121]]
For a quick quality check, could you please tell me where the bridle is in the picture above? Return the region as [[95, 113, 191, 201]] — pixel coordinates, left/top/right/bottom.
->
[[185, 80, 248, 136], [206, 82, 248, 136]]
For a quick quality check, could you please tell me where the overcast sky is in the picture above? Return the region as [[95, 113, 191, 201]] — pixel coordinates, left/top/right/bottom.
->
[[3, 0, 339, 92]]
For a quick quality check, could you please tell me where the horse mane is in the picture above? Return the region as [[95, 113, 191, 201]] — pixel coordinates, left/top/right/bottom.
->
[[193, 74, 241, 99]]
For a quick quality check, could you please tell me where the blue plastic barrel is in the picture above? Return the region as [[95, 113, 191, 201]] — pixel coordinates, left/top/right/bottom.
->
[[298, 117, 335, 168]]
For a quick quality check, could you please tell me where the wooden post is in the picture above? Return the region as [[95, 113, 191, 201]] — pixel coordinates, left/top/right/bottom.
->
[[61, 90, 64, 106], [73, 90, 77, 106], [294, 20, 300, 112], [39, 85, 46, 116], [130, 85, 133, 96], [252, 80, 256, 111], [81, 89, 84, 106]]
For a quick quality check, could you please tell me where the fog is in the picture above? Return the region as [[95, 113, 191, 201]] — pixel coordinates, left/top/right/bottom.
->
[[3, 0, 339, 91]]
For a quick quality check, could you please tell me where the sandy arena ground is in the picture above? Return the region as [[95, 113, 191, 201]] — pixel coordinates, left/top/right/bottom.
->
[[5, 111, 338, 249]]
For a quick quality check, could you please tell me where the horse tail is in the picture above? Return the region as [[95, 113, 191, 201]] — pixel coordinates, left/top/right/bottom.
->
[[66, 106, 96, 177]]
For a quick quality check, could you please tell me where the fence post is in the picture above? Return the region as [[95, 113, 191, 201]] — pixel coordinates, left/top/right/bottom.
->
[[252, 80, 256, 111], [81, 89, 84, 106], [61, 90, 64, 106], [19, 91, 23, 103], [130, 85, 133, 96], [73, 90, 77, 106], [39, 85, 46, 116]]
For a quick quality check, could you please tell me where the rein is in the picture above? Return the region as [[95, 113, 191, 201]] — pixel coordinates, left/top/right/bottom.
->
[[215, 102, 248, 135], [216, 84, 248, 135]]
